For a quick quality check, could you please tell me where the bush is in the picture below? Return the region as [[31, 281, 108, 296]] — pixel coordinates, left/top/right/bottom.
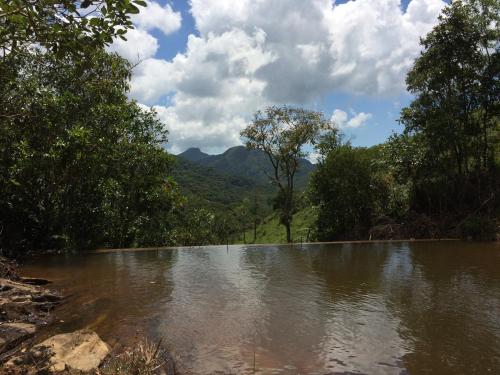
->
[[457, 215, 498, 241]]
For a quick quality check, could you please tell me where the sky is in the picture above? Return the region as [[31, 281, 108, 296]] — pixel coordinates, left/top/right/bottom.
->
[[108, 0, 449, 155]]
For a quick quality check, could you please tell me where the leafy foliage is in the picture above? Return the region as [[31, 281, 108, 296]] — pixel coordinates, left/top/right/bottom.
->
[[243, 206, 318, 244], [311, 144, 390, 240], [310, 0, 499, 242], [171, 156, 274, 244], [241, 106, 335, 242], [0, 48, 182, 254], [396, 0, 499, 217], [0, 0, 146, 57]]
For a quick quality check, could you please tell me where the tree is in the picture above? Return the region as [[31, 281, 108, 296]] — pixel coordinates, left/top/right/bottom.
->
[[0, 0, 146, 57], [399, 0, 499, 216], [250, 189, 262, 243], [0, 47, 182, 255], [311, 144, 390, 241], [241, 106, 334, 243]]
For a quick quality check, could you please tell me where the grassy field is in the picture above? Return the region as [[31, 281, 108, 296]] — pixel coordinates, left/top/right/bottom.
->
[[241, 206, 317, 244]]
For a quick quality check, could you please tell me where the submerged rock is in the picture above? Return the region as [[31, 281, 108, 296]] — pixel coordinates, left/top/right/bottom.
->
[[19, 277, 51, 286]]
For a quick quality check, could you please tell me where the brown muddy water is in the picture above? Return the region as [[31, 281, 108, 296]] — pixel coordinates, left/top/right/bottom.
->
[[19, 241, 500, 374]]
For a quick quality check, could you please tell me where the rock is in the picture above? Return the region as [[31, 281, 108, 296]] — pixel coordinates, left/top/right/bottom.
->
[[0, 278, 62, 323], [0, 322, 36, 354], [33, 329, 109, 372]]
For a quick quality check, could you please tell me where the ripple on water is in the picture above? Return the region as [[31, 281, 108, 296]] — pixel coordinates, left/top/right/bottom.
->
[[19, 241, 500, 375]]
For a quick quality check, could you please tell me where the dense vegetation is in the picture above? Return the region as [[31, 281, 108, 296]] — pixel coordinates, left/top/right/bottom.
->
[[0, 0, 146, 57], [180, 145, 315, 189], [0, 0, 497, 256], [171, 156, 274, 245], [0, 48, 185, 254], [308, 0, 499, 242], [0, 1, 185, 256]]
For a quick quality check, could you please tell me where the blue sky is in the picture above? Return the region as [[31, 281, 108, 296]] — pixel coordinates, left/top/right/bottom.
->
[[109, 0, 448, 154]]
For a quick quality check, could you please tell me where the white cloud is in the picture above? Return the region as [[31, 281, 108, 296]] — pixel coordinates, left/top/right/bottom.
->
[[332, 109, 372, 129], [132, 28, 275, 153], [126, 0, 447, 152], [108, 1, 181, 62], [132, 1, 182, 36], [325, 0, 445, 95], [107, 28, 158, 62], [130, 58, 178, 102], [331, 109, 348, 127], [131, 28, 274, 104]]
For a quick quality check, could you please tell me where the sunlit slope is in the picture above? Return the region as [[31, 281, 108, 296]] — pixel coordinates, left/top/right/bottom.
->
[[242, 206, 317, 244]]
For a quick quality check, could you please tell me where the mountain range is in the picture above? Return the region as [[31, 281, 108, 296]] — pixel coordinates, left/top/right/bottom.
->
[[178, 145, 315, 188]]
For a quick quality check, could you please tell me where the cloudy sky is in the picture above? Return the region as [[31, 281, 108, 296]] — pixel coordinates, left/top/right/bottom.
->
[[109, 0, 448, 154]]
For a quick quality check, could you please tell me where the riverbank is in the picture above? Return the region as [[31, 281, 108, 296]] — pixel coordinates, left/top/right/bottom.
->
[[0, 257, 62, 361], [0, 257, 172, 374]]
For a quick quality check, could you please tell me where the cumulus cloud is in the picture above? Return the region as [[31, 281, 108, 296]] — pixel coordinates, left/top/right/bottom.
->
[[124, 0, 447, 152], [131, 28, 274, 103], [332, 109, 372, 129], [132, 1, 182, 36], [107, 28, 159, 62], [131, 28, 275, 152], [108, 1, 181, 62]]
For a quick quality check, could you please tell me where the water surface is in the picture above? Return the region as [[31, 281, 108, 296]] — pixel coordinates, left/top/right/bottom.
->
[[20, 241, 500, 374]]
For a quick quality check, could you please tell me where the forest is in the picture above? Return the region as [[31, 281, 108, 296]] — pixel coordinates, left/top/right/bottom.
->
[[0, 0, 498, 258]]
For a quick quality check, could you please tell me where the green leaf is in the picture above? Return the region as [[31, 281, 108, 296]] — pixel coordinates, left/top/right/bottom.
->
[[127, 4, 140, 14]]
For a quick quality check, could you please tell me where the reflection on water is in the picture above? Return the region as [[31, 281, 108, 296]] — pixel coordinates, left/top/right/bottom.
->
[[20, 241, 500, 374]]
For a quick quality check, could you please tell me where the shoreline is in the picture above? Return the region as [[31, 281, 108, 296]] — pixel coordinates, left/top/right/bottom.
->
[[0, 257, 172, 374], [92, 238, 463, 254]]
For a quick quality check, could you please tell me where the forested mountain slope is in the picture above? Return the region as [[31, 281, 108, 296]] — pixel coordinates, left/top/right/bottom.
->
[[171, 156, 273, 209], [178, 145, 315, 189]]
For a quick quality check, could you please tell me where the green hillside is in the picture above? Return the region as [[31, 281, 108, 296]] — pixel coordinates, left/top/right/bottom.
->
[[242, 206, 318, 244], [179, 146, 315, 190], [172, 156, 273, 209], [174, 148, 318, 244]]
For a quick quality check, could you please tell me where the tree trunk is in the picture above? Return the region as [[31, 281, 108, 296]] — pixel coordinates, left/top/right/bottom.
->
[[285, 222, 291, 243], [253, 220, 257, 242]]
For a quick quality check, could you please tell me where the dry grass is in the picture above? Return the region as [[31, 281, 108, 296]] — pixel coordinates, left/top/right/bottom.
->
[[1, 340, 169, 375], [99, 339, 168, 375], [0, 256, 19, 280]]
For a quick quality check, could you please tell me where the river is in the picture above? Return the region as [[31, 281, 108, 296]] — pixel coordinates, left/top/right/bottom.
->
[[20, 241, 500, 374]]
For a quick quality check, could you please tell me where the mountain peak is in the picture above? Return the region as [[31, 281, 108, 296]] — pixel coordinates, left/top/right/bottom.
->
[[178, 147, 209, 162]]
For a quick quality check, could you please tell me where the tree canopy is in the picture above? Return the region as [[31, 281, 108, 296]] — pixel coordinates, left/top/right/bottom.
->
[[0, 0, 145, 57], [241, 106, 335, 242], [396, 0, 499, 216], [0, 47, 184, 254]]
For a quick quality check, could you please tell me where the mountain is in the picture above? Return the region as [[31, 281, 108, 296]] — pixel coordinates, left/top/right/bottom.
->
[[172, 156, 272, 209], [177, 147, 209, 162], [179, 145, 315, 189]]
